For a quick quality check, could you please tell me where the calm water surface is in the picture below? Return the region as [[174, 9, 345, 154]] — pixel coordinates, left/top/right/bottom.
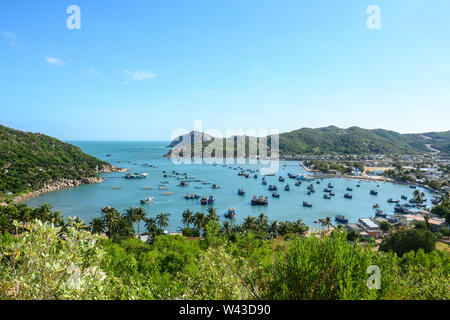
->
[[26, 141, 435, 231]]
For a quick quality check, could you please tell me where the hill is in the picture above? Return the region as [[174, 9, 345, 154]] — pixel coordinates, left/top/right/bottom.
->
[[278, 126, 430, 155], [0, 125, 118, 197], [165, 126, 450, 157]]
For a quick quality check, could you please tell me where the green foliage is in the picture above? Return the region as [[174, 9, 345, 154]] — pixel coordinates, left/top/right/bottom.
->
[[379, 228, 436, 256], [267, 230, 378, 299], [0, 124, 112, 195], [0, 219, 107, 299]]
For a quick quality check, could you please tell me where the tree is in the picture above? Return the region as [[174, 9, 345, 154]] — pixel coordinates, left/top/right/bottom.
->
[[256, 213, 269, 231], [379, 229, 436, 256], [89, 217, 105, 234], [193, 212, 206, 234], [322, 216, 332, 230], [102, 207, 121, 239], [156, 212, 170, 229], [206, 207, 219, 223], [243, 215, 257, 232], [268, 220, 279, 239], [182, 209, 194, 227], [220, 221, 232, 235], [294, 219, 308, 236]]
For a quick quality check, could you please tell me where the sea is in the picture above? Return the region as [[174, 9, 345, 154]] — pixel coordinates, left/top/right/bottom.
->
[[25, 141, 436, 232]]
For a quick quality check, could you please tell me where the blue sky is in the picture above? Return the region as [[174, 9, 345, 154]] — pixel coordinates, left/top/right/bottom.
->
[[1, 0, 449, 140]]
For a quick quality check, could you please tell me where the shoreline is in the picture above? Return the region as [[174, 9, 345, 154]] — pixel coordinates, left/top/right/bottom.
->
[[11, 165, 128, 204]]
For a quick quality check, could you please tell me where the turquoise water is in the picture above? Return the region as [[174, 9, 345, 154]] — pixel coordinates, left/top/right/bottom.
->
[[26, 141, 435, 231]]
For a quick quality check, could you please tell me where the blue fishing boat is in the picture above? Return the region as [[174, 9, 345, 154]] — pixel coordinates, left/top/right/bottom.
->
[[344, 193, 352, 199], [272, 192, 280, 198], [375, 209, 387, 218], [279, 176, 285, 182], [268, 185, 277, 191], [347, 187, 353, 191], [251, 195, 268, 206], [370, 190, 378, 195], [207, 196, 215, 204], [284, 184, 290, 191], [303, 201, 313, 207], [224, 208, 237, 219], [323, 194, 331, 199], [295, 181, 301, 186], [238, 188, 245, 196], [335, 215, 349, 224]]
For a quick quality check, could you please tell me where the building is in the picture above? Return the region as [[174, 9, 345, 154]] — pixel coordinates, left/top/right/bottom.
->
[[358, 218, 379, 231]]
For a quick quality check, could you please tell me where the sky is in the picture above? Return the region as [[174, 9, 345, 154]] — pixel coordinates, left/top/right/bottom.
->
[[0, 0, 449, 140]]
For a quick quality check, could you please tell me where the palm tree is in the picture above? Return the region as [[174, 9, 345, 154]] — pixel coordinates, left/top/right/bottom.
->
[[220, 221, 232, 235], [182, 209, 194, 227], [134, 207, 147, 235], [268, 220, 279, 239], [322, 216, 332, 230], [243, 215, 257, 231], [156, 212, 170, 229], [294, 218, 308, 236], [256, 213, 269, 230], [102, 207, 121, 238], [193, 212, 206, 232], [90, 217, 106, 234], [206, 206, 219, 223], [413, 190, 425, 203]]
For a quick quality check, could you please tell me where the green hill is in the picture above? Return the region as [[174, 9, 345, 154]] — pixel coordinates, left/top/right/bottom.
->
[[278, 126, 431, 155], [0, 125, 114, 195]]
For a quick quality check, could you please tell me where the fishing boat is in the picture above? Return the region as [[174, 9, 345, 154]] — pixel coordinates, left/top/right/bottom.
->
[[373, 204, 380, 208], [142, 187, 152, 190], [316, 180, 321, 184], [251, 195, 269, 206], [303, 201, 313, 207], [356, 184, 360, 187], [288, 173, 297, 179], [394, 205, 406, 213], [224, 208, 237, 219], [140, 197, 154, 204], [347, 187, 353, 191], [324, 188, 332, 193], [370, 190, 378, 195], [409, 185, 416, 189], [262, 180, 267, 185], [268, 185, 278, 191], [295, 181, 301, 186], [344, 193, 352, 199], [335, 215, 349, 224], [375, 209, 387, 218], [264, 173, 275, 176], [237, 188, 245, 196], [323, 194, 331, 199], [401, 195, 408, 200], [178, 181, 189, 187], [307, 191, 311, 195], [125, 173, 148, 179], [284, 184, 290, 191], [307, 184, 314, 190], [254, 174, 258, 179], [330, 192, 335, 196], [272, 192, 280, 198], [328, 182, 333, 188], [200, 197, 208, 205], [207, 196, 215, 204], [212, 184, 221, 189], [387, 198, 400, 203], [279, 176, 285, 182], [111, 186, 122, 190]]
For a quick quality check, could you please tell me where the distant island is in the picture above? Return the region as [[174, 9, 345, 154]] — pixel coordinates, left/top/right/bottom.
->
[[0, 125, 125, 203], [165, 126, 450, 158]]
